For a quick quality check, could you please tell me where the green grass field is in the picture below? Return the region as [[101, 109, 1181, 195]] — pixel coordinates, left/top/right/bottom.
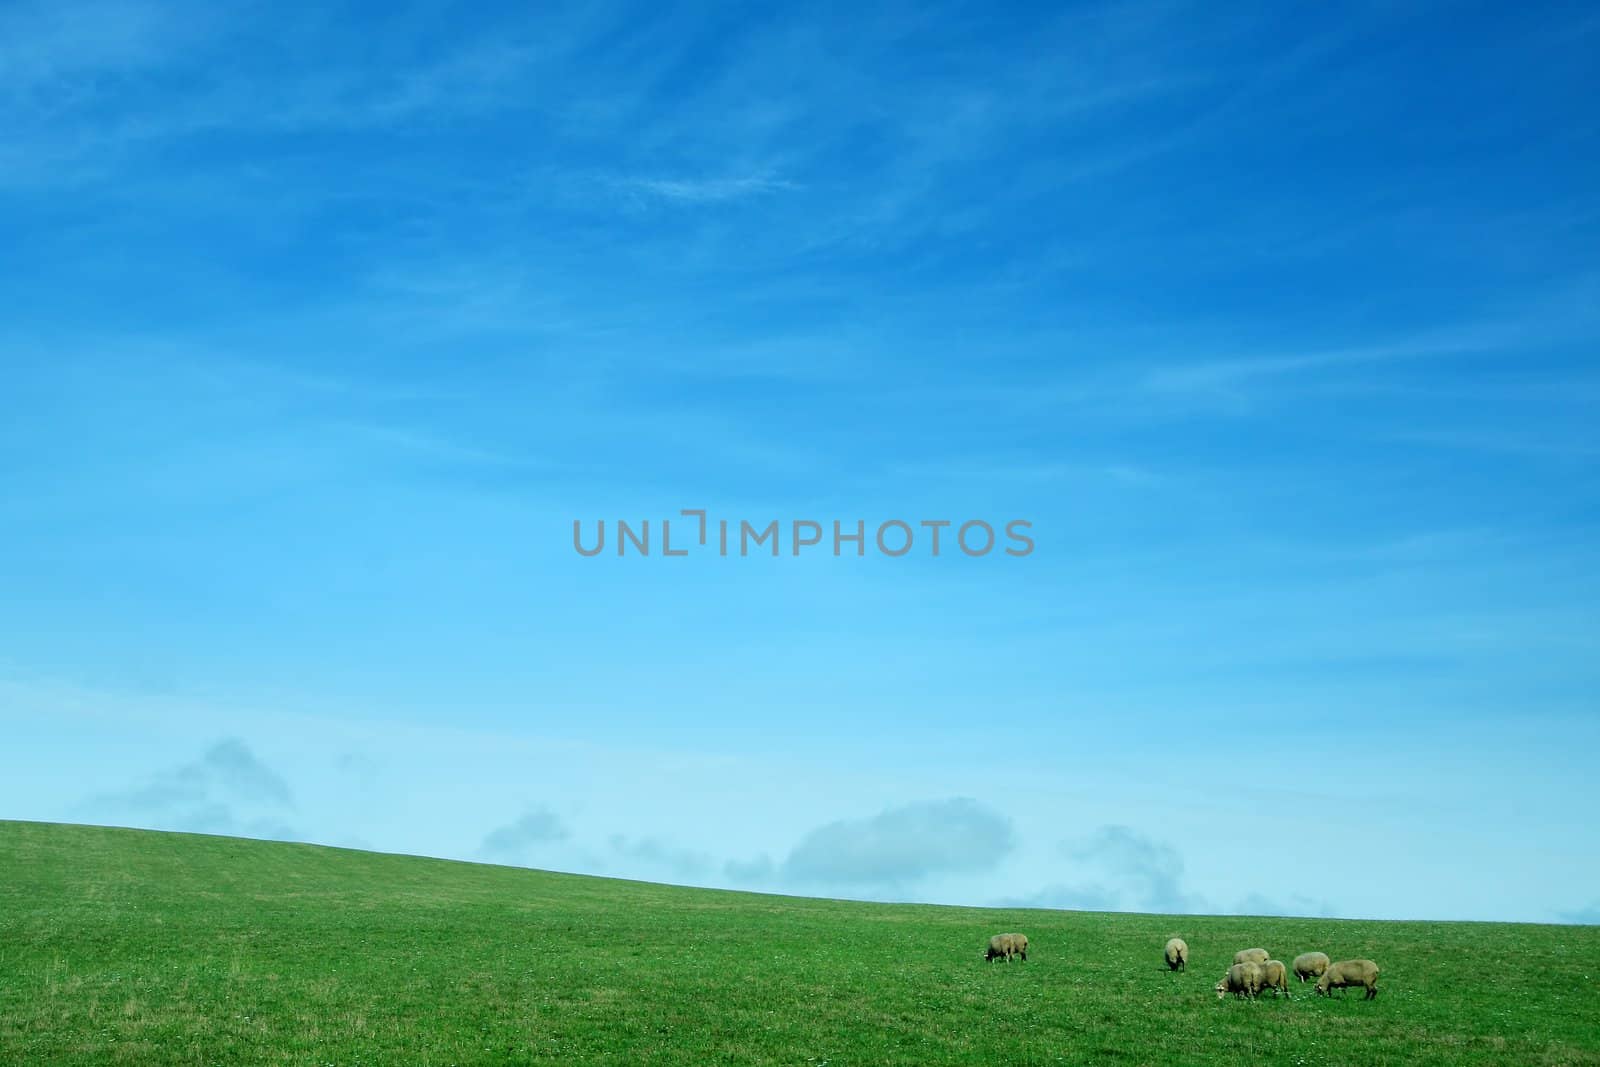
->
[[2, 821, 1597, 1065]]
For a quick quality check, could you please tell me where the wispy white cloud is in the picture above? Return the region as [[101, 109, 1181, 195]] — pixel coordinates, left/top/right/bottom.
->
[[611, 173, 798, 204], [884, 458, 1163, 487], [1377, 427, 1600, 461], [0, 0, 180, 92], [0, 5, 603, 187], [1140, 277, 1600, 399]]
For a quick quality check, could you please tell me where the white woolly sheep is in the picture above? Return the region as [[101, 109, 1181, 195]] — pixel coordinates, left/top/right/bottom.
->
[[1258, 959, 1290, 996], [1316, 959, 1379, 999], [1215, 961, 1264, 999], [1293, 952, 1329, 983]]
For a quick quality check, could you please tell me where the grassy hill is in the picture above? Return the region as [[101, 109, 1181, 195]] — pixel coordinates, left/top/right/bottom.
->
[[2, 821, 1596, 1065]]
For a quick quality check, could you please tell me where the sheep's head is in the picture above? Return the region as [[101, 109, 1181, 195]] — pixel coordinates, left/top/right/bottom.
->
[[1314, 975, 1331, 996], [1214, 976, 1231, 999]]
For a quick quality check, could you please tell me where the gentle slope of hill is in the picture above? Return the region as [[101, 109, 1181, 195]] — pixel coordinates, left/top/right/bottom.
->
[[2, 821, 1597, 1064]]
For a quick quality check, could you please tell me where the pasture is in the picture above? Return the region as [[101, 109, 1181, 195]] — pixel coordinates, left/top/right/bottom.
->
[[2, 821, 1596, 1064]]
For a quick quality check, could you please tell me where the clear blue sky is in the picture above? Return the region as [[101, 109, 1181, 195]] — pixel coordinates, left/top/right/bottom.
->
[[2, 0, 1597, 923]]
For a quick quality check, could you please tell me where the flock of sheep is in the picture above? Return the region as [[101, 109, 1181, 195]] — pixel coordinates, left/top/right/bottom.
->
[[985, 933, 1381, 1001], [1192, 942, 1381, 1000]]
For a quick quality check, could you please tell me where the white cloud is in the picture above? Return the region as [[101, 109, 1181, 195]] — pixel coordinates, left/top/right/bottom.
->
[[612, 174, 798, 204]]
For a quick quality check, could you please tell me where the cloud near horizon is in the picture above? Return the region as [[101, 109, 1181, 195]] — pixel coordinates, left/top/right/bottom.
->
[[607, 834, 715, 882], [78, 738, 297, 841], [1002, 825, 1200, 914], [1560, 901, 1600, 926], [45, 733, 1600, 924], [478, 808, 570, 863], [779, 797, 1015, 888]]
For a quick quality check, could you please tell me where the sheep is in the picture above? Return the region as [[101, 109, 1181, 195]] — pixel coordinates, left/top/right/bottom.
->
[[1164, 937, 1189, 972], [1293, 952, 1330, 983], [1215, 961, 1263, 999], [1233, 948, 1270, 965], [1258, 959, 1290, 996], [984, 933, 1028, 962], [1315, 959, 1380, 999]]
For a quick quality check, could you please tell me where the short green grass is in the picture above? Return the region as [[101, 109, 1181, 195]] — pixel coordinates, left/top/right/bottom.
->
[[2, 821, 1597, 1065]]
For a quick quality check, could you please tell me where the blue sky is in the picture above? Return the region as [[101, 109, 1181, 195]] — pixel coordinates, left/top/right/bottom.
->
[[1, 0, 1597, 923]]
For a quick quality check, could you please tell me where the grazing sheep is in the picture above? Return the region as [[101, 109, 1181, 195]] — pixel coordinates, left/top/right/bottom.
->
[[1215, 961, 1264, 999], [1164, 937, 1189, 972], [1316, 959, 1380, 999], [1293, 952, 1330, 983], [985, 933, 1028, 962], [1011, 933, 1029, 961], [1233, 948, 1270, 965], [1258, 959, 1290, 996]]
